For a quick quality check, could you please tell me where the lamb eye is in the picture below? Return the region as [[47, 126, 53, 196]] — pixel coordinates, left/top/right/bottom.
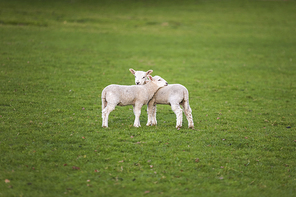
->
[[143, 77, 145, 79], [158, 79, 161, 81]]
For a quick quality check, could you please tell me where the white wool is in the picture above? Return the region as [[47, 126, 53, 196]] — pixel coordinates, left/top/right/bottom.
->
[[101, 75, 168, 128]]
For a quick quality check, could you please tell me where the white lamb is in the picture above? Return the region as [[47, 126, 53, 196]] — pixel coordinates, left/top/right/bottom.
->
[[101, 75, 168, 128], [129, 69, 194, 129]]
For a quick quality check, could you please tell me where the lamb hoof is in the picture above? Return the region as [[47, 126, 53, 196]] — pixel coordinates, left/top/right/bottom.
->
[[176, 125, 182, 129], [134, 125, 141, 127], [102, 125, 108, 128], [189, 125, 194, 129]]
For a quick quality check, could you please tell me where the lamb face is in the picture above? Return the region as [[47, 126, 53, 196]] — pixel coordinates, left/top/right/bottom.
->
[[152, 75, 168, 88], [129, 68, 153, 85]]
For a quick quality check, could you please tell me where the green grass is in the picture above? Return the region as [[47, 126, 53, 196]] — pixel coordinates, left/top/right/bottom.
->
[[1, 0, 296, 196]]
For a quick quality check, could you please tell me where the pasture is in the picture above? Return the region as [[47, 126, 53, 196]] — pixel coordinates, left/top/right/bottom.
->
[[0, 0, 296, 196]]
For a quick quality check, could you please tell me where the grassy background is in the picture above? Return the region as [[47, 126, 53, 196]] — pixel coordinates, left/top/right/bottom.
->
[[1, 0, 296, 196]]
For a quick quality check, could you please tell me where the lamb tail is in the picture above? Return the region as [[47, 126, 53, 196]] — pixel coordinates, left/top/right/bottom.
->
[[183, 89, 191, 113], [101, 89, 107, 111]]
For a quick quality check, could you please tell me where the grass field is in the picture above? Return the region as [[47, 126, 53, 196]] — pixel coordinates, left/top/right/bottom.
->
[[1, 0, 296, 196]]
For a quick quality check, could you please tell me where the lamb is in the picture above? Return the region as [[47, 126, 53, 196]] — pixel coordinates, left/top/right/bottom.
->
[[101, 75, 168, 128], [129, 69, 194, 129]]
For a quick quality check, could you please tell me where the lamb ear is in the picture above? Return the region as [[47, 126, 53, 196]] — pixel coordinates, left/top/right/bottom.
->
[[148, 75, 153, 81], [129, 68, 136, 75], [146, 70, 153, 76]]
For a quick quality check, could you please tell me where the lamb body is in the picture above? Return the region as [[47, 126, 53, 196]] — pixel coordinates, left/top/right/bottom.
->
[[101, 76, 168, 128], [147, 82, 194, 129]]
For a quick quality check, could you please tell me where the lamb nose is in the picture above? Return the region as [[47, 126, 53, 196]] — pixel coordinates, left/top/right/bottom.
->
[[136, 82, 140, 85]]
